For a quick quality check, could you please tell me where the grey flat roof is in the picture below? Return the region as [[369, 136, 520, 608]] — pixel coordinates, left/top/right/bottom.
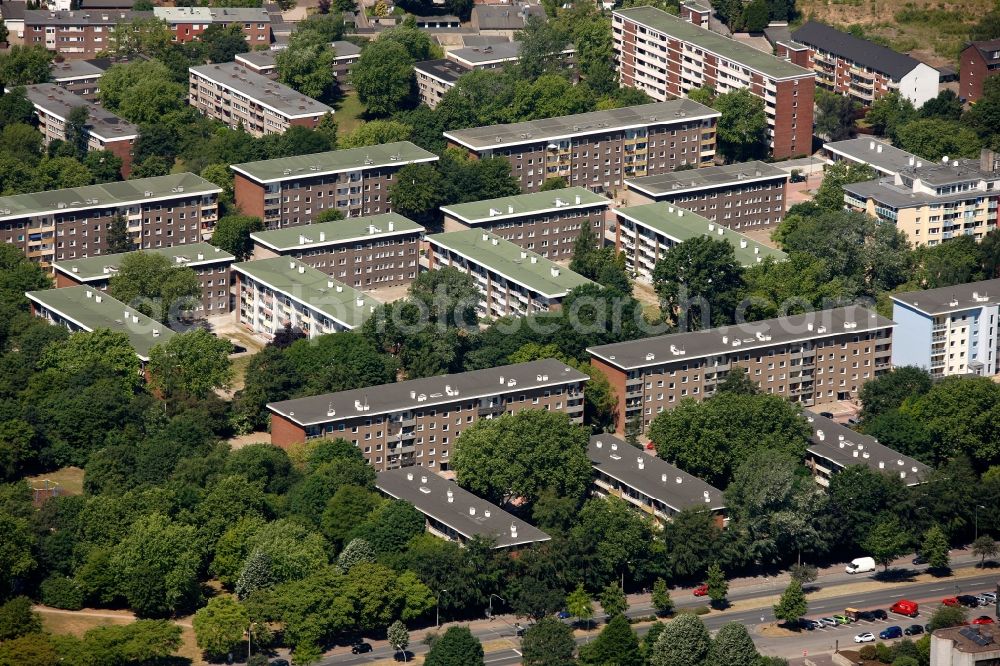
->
[[451, 34, 511, 47], [447, 41, 521, 66], [588, 306, 894, 370], [440, 187, 610, 224], [190, 62, 332, 119], [823, 138, 920, 176], [792, 21, 925, 81], [24, 83, 138, 142], [842, 178, 937, 208], [50, 59, 105, 82], [250, 212, 424, 251], [376, 468, 551, 548], [52, 243, 234, 282], [413, 58, 467, 85], [625, 161, 788, 197], [235, 50, 276, 70], [890, 278, 1000, 317], [268, 358, 589, 426], [332, 40, 362, 58], [613, 6, 813, 80], [471, 4, 543, 29], [231, 141, 438, 184], [589, 435, 725, 513], [805, 411, 930, 486], [155, 6, 268, 22], [444, 99, 719, 151], [23, 8, 151, 24], [903, 159, 999, 187]]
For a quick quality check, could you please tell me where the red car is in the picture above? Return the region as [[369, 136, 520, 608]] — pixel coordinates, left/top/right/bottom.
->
[[942, 597, 960, 607], [973, 616, 996, 625], [693, 584, 709, 597]]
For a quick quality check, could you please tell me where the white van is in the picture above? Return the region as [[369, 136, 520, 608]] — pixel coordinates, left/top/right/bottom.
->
[[846, 557, 876, 574]]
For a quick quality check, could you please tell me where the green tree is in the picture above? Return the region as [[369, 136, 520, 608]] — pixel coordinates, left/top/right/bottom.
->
[[599, 582, 628, 618], [336, 537, 376, 573], [565, 583, 594, 628], [813, 161, 877, 210], [712, 89, 768, 162], [894, 118, 982, 161], [859, 366, 933, 421], [741, 0, 769, 31], [649, 613, 711, 666], [40, 328, 141, 395], [276, 36, 336, 101], [388, 163, 446, 228], [0, 46, 53, 86], [815, 89, 857, 141], [211, 214, 264, 261], [540, 176, 567, 191], [235, 549, 275, 601], [862, 516, 911, 571], [866, 91, 916, 138], [521, 617, 575, 666], [65, 106, 90, 160], [103, 17, 173, 58], [772, 580, 808, 626], [705, 562, 728, 608], [340, 120, 413, 149], [0, 596, 42, 641], [651, 578, 673, 616], [789, 563, 818, 585], [408, 265, 480, 328], [108, 251, 201, 323], [193, 596, 251, 661], [652, 235, 745, 330], [708, 622, 758, 666], [0, 632, 60, 666], [928, 605, 967, 630], [580, 614, 642, 666], [919, 90, 963, 121], [388, 620, 410, 660], [921, 524, 951, 570], [105, 213, 134, 254], [202, 23, 250, 63], [352, 39, 415, 117], [424, 626, 484, 666], [973, 535, 999, 566], [148, 329, 233, 400]]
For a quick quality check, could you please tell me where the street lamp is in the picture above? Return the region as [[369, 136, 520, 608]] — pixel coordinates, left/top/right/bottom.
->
[[621, 559, 632, 591], [488, 594, 505, 620], [247, 621, 258, 661], [437, 589, 448, 628], [976, 505, 987, 541]]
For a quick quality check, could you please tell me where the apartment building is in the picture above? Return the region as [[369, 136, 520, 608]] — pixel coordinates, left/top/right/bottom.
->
[[413, 59, 468, 109], [24, 83, 137, 176], [267, 358, 589, 470], [843, 151, 1000, 247], [249, 212, 424, 290], [822, 137, 921, 177], [469, 4, 544, 36], [22, 9, 152, 58], [188, 62, 332, 138], [960, 39, 1000, 103], [588, 434, 725, 525], [154, 7, 271, 45], [234, 257, 378, 339], [231, 141, 439, 228], [890, 278, 1000, 378], [612, 6, 815, 159], [446, 40, 575, 71], [234, 40, 360, 84], [613, 202, 786, 282], [234, 50, 277, 77], [0, 172, 221, 267], [331, 41, 362, 86], [444, 99, 720, 194], [624, 160, 789, 229], [804, 411, 929, 488], [423, 230, 594, 318], [49, 58, 108, 101], [52, 243, 235, 314], [376, 468, 551, 549], [587, 306, 894, 434], [440, 187, 611, 259], [26, 285, 174, 362], [777, 21, 939, 107]]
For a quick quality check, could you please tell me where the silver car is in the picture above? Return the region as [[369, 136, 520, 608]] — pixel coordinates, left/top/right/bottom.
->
[[820, 617, 837, 628]]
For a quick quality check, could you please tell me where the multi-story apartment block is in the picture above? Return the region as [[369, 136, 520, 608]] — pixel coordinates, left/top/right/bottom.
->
[[890, 278, 1000, 378], [444, 100, 720, 194], [413, 59, 468, 109], [612, 6, 815, 159], [0, 173, 221, 267], [777, 21, 939, 107], [613, 203, 786, 282], [440, 188, 611, 259], [804, 411, 929, 488], [843, 150, 1000, 247], [249, 212, 424, 290], [24, 83, 137, 176], [624, 160, 789, 230], [267, 358, 589, 469], [234, 50, 277, 77], [233, 257, 379, 339], [188, 62, 332, 138], [588, 306, 894, 433], [22, 9, 152, 58], [52, 243, 235, 314], [423, 230, 594, 318], [331, 41, 362, 86], [154, 7, 271, 45], [469, 3, 545, 36], [446, 40, 575, 71], [49, 58, 108, 101], [960, 39, 1000, 103], [26, 285, 174, 362], [822, 137, 921, 177], [376, 468, 552, 549], [231, 141, 439, 228], [589, 434, 725, 525]]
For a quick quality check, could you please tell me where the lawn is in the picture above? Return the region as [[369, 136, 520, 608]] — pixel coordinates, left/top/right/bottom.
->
[[334, 91, 367, 138], [26, 466, 84, 496]]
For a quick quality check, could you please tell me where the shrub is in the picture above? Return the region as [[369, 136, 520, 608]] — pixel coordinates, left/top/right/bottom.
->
[[876, 642, 894, 663], [40, 575, 84, 610], [692, 606, 711, 615], [859, 645, 878, 660]]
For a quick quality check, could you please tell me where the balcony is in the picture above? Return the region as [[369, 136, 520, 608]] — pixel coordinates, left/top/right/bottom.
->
[[478, 404, 505, 417]]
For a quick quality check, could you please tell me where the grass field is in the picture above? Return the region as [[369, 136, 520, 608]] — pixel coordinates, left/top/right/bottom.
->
[[334, 91, 367, 138], [27, 466, 84, 496]]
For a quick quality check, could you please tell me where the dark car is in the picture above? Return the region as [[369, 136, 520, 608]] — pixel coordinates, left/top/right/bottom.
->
[[871, 609, 888, 620], [904, 624, 924, 636], [912, 555, 928, 565], [800, 619, 821, 630], [879, 626, 903, 640], [515, 624, 527, 637], [856, 611, 876, 622], [270, 661, 290, 666], [351, 643, 373, 654], [957, 595, 980, 608]]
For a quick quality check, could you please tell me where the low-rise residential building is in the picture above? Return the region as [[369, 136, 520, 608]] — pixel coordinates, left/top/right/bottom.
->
[[188, 62, 332, 138], [777, 20, 939, 107], [930, 626, 1000, 666], [843, 151, 1000, 247], [588, 306, 895, 434], [440, 188, 611, 259], [623, 161, 789, 230], [445, 40, 575, 72], [376, 468, 551, 548], [469, 4, 545, 36], [414, 58, 468, 108], [822, 137, 921, 177], [24, 83, 138, 176], [613, 203, 786, 282], [1, 1, 27, 43], [423, 230, 594, 318], [331, 41, 362, 85], [588, 434, 725, 524], [0, 172, 222, 267], [890, 278, 1000, 378], [49, 58, 109, 101], [267, 358, 589, 469], [231, 141, 439, 228], [234, 257, 378, 339], [249, 213, 424, 290], [612, 6, 815, 159], [52, 243, 234, 314], [804, 411, 929, 487], [26, 285, 174, 362], [960, 39, 1000, 103], [22, 9, 152, 58], [444, 100, 719, 194], [154, 7, 271, 45], [234, 50, 277, 77]]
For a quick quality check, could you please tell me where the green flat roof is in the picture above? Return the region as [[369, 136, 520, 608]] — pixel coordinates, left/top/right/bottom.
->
[[250, 213, 424, 252], [0, 173, 220, 222], [426, 229, 594, 297], [232, 257, 379, 329], [26, 285, 175, 361], [440, 187, 611, 224], [616, 203, 787, 266], [614, 6, 813, 80], [53, 243, 235, 282], [230, 141, 439, 184]]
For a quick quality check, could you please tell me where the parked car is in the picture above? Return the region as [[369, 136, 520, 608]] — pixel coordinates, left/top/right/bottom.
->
[[514, 624, 527, 637], [557, 611, 572, 619], [271, 661, 290, 666], [957, 595, 980, 608], [973, 616, 996, 625], [693, 584, 709, 597], [976, 595, 991, 606], [833, 615, 853, 625], [912, 554, 928, 565], [904, 624, 925, 636], [890, 600, 920, 617], [855, 610, 876, 622], [942, 597, 961, 607], [351, 643, 373, 654], [982, 592, 998, 604], [854, 632, 876, 643], [871, 609, 888, 620], [800, 619, 821, 630], [879, 626, 903, 640], [820, 617, 838, 628]]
